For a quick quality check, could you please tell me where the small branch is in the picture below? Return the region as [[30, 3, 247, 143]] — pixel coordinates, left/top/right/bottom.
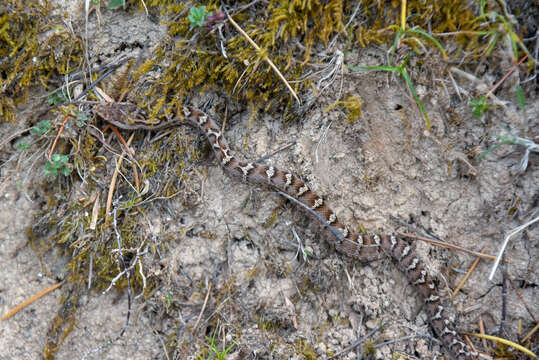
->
[[329, 320, 387, 359], [2, 281, 65, 320], [275, 190, 345, 243], [452, 248, 483, 298], [254, 141, 295, 164], [485, 54, 528, 99]]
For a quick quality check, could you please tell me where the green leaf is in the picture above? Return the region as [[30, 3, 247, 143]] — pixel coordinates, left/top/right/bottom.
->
[[44, 162, 57, 176], [405, 29, 448, 58], [60, 166, 71, 176], [515, 85, 526, 110], [346, 56, 430, 130], [346, 64, 399, 72]]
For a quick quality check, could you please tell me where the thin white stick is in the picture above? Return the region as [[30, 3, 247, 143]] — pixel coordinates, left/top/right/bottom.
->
[[488, 216, 539, 281]]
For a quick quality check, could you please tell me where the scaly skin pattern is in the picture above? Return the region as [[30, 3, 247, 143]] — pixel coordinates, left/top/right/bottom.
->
[[181, 106, 473, 359]]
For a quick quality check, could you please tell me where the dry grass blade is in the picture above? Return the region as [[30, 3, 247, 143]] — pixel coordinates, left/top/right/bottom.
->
[[488, 216, 539, 281], [521, 323, 539, 344], [107, 125, 140, 192], [399, 233, 501, 261], [90, 191, 100, 230], [469, 333, 537, 357], [224, 11, 300, 104], [105, 133, 135, 223], [192, 282, 212, 333]]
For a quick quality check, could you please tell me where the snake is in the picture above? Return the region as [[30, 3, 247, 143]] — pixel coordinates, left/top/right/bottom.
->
[[96, 102, 474, 359]]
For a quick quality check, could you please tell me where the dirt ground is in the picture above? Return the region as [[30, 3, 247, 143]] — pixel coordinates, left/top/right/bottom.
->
[[0, 2, 537, 360]]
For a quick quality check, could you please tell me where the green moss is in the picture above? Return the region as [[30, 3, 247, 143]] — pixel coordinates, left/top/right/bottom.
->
[[0, 0, 83, 122], [296, 338, 317, 360]]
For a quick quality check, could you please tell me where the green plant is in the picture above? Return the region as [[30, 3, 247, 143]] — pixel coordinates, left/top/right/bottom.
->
[[14, 140, 30, 150], [44, 153, 70, 177], [47, 91, 68, 106], [188, 6, 210, 29], [469, 95, 490, 118], [206, 331, 237, 360], [31, 120, 52, 136], [108, 0, 126, 10]]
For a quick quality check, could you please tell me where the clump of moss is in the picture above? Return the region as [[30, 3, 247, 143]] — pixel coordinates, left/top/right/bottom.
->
[[127, 0, 518, 126], [0, 0, 83, 122]]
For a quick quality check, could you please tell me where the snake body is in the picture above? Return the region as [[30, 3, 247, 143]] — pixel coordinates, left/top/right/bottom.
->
[[181, 106, 473, 360], [97, 103, 473, 359]]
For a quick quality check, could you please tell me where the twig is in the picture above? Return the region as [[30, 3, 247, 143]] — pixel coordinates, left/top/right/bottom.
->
[[48, 116, 70, 160], [452, 248, 483, 298], [479, 317, 488, 350], [275, 190, 345, 243], [2, 281, 64, 320], [399, 233, 499, 261], [224, 9, 300, 104], [73, 58, 133, 102], [390, 214, 440, 241], [488, 216, 539, 281], [507, 275, 537, 323], [485, 54, 528, 99], [521, 322, 539, 343], [329, 320, 387, 359], [254, 141, 295, 164], [372, 333, 433, 349], [82, 209, 135, 360]]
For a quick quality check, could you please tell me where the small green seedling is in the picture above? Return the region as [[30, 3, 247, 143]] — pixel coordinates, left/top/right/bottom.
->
[[469, 95, 490, 119], [188, 6, 210, 28], [45, 153, 71, 177], [206, 331, 237, 360], [31, 120, 52, 136], [47, 91, 68, 106], [14, 141, 30, 150]]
